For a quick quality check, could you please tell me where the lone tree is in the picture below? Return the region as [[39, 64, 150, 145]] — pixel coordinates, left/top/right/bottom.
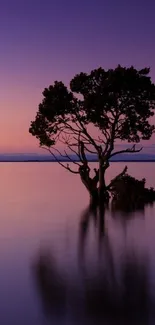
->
[[29, 66, 155, 204]]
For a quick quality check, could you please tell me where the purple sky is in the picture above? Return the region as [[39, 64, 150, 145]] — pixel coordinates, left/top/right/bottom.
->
[[0, 0, 155, 153]]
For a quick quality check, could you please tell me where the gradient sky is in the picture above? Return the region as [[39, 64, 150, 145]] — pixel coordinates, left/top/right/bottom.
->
[[0, 0, 155, 153]]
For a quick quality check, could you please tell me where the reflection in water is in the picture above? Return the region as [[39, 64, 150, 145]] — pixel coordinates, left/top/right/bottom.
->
[[78, 203, 105, 259], [110, 201, 146, 229], [32, 203, 155, 325], [84, 253, 149, 324], [33, 251, 66, 319]]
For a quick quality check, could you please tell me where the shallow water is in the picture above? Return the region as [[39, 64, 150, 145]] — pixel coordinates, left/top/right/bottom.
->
[[0, 162, 155, 324]]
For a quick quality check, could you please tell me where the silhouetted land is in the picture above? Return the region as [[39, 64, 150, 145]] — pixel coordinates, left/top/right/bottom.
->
[[1, 159, 155, 162], [1, 153, 155, 162]]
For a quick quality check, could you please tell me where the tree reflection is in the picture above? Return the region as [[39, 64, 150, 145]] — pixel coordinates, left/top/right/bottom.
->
[[83, 252, 149, 324], [32, 204, 153, 325], [78, 202, 105, 260], [33, 252, 66, 318]]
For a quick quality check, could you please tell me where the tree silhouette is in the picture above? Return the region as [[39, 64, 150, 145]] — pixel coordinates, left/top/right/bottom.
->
[[29, 66, 155, 203]]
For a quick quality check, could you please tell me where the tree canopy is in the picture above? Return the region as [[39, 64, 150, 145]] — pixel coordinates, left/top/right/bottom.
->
[[29, 65, 155, 199]]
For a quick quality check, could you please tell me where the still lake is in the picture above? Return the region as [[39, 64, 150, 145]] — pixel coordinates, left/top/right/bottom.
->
[[0, 162, 155, 324]]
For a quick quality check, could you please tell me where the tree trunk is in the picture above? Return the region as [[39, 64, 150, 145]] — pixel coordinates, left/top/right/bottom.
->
[[79, 162, 109, 207], [89, 188, 99, 207], [79, 166, 99, 207], [98, 160, 107, 204]]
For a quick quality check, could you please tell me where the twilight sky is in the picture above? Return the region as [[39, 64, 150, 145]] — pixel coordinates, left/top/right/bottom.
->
[[0, 0, 155, 153]]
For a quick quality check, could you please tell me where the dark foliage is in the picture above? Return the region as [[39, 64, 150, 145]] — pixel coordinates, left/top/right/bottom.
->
[[30, 66, 155, 149], [111, 174, 155, 211], [29, 66, 155, 201]]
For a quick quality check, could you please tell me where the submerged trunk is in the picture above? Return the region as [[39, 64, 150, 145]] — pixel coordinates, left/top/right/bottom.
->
[[81, 177, 99, 206], [89, 188, 99, 207], [79, 167, 99, 206], [79, 161, 109, 207]]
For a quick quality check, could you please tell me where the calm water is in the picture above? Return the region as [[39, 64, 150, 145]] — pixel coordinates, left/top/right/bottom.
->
[[0, 162, 155, 324]]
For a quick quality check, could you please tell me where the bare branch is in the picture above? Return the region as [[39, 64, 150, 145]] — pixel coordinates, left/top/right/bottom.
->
[[74, 111, 101, 154], [51, 146, 68, 158], [102, 138, 111, 156], [54, 130, 63, 142], [107, 166, 128, 190], [98, 136, 106, 144], [52, 146, 81, 166], [77, 133, 83, 161], [62, 129, 77, 136], [41, 146, 79, 174], [107, 124, 117, 156], [64, 121, 82, 135], [110, 145, 143, 158], [84, 145, 98, 154], [102, 128, 110, 140], [79, 141, 88, 165], [64, 150, 81, 166], [59, 137, 67, 146], [68, 144, 82, 161], [71, 116, 84, 131]]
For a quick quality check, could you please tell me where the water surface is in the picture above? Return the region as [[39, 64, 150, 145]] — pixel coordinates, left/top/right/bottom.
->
[[0, 162, 155, 324]]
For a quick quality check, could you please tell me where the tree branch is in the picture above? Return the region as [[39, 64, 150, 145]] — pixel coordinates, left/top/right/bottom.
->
[[74, 111, 101, 155], [41, 146, 79, 174], [102, 138, 111, 156], [107, 166, 128, 190], [110, 145, 143, 158], [51, 146, 80, 166], [68, 143, 82, 161], [84, 145, 98, 154], [64, 149, 81, 166], [102, 128, 110, 141], [98, 136, 106, 144]]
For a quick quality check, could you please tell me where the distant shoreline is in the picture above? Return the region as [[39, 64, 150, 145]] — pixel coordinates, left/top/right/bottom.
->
[[0, 160, 155, 163]]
